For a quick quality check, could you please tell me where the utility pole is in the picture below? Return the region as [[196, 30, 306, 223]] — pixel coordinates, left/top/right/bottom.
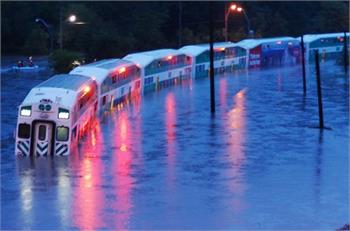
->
[[301, 35, 307, 94], [209, 1, 215, 113], [315, 50, 324, 129]]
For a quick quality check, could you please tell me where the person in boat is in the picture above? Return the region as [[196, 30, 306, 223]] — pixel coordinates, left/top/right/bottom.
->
[[17, 61, 24, 67], [28, 56, 34, 67]]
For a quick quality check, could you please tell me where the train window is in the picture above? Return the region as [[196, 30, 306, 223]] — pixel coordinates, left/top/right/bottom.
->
[[18, 123, 30, 139], [56, 126, 69, 141], [102, 96, 106, 105], [38, 125, 46, 141], [112, 75, 116, 84]]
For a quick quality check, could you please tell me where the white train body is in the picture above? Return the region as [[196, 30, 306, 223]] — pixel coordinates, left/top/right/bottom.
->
[[298, 32, 350, 63], [123, 49, 192, 93], [179, 42, 247, 79], [15, 74, 97, 156], [70, 59, 141, 114], [15, 33, 349, 156]]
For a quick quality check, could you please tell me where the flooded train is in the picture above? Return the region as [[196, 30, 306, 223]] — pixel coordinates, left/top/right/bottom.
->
[[15, 32, 349, 156], [15, 74, 97, 156]]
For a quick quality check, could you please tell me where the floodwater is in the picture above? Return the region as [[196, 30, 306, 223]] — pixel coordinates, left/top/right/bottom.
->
[[1, 60, 349, 230]]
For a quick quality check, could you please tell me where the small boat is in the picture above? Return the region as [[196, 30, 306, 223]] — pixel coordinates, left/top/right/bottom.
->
[[12, 65, 39, 71]]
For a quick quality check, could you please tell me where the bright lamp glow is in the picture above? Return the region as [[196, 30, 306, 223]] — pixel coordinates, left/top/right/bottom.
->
[[68, 15, 76, 23], [230, 4, 237, 11], [237, 7, 242, 12], [20, 106, 31, 117], [167, 55, 173, 60]]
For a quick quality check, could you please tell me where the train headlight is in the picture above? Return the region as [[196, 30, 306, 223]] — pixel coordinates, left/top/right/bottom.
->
[[58, 108, 70, 119], [20, 106, 31, 117]]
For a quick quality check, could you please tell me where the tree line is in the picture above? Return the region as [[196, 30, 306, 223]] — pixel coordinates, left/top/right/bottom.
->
[[2, 1, 349, 60]]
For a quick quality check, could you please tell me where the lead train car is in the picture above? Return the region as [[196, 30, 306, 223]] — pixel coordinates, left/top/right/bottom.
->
[[15, 74, 97, 156], [70, 59, 141, 114]]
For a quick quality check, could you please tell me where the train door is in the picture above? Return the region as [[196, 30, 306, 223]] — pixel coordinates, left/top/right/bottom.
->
[[33, 122, 53, 156]]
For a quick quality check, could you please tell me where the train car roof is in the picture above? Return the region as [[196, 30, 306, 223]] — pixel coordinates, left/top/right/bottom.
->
[[82, 58, 132, 70], [70, 59, 135, 84], [179, 42, 245, 56], [237, 37, 297, 49], [298, 32, 350, 43], [22, 74, 94, 108], [123, 49, 180, 67], [37, 74, 92, 91]]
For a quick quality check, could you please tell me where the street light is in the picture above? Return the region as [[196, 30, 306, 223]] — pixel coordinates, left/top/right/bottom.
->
[[34, 18, 54, 53], [68, 15, 76, 23], [224, 3, 242, 41], [224, 3, 252, 41], [59, 13, 85, 49]]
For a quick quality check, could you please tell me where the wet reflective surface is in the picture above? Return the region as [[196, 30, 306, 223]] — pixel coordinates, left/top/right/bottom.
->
[[1, 62, 349, 229]]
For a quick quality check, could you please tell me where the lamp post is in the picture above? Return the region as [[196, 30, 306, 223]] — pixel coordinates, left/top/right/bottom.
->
[[35, 18, 54, 53], [240, 8, 252, 37], [59, 13, 78, 50], [224, 4, 237, 42], [224, 3, 252, 41]]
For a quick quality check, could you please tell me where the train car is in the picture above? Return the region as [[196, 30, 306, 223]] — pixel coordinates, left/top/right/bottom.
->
[[299, 32, 350, 63], [179, 42, 247, 79], [70, 59, 141, 114], [123, 49, 192, 93], [15, 74, 97, 156], [237, 37, 301, 69], [215, 42, 247, 72]]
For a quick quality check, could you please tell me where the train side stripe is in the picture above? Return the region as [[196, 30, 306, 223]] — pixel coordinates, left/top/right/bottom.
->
[[55, 143, 68, 155], [17, 141, 30, 156], [36, 143, 48, 156], [55, 144, 66, 153], [17, 144, 28, 155], [57, 146, 68, 155]]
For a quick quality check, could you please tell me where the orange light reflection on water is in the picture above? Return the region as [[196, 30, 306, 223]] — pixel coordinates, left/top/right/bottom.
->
[[227, 88, 247, 214]]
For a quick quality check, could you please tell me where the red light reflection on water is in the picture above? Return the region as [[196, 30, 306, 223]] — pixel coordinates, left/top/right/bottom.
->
[[165, 93, 177, 184], [112, 111, 135, 229], [72, 119, 105, 230]]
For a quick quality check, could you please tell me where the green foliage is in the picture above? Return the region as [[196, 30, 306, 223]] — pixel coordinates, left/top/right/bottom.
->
[[49, 49, 83, 73], [22, 28, 48, 55], [2, 1, 349, 57]]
